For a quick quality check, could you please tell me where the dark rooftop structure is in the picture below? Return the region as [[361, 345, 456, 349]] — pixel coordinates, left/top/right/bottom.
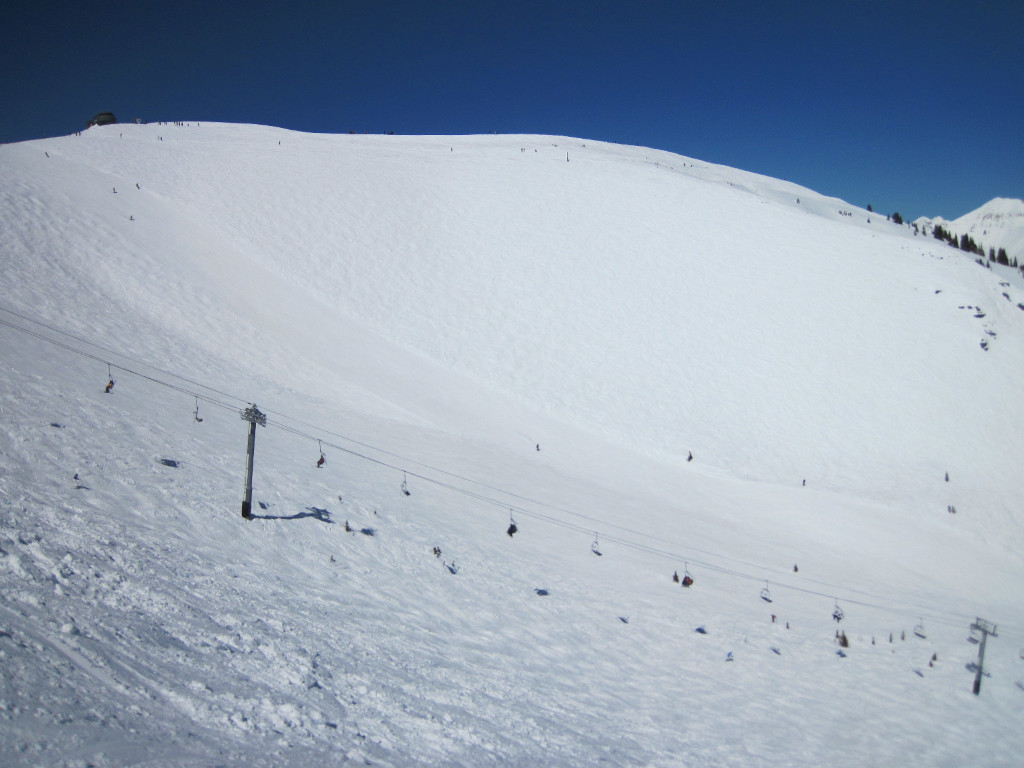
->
[[87, 112, 117, 128]]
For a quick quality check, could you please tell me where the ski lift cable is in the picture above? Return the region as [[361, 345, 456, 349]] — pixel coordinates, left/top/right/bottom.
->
[[191, 419, 1011, 630], [260, 419, 601, 530], [1, 306, 1016, 635], [0, 313, 912, 563], [258, 398, 674, 538], [0, 315, 244, 416], [0, 305, 249, 407], [293, 434, 1004, 626], [266, 409, 783, 570], [0, 327, 996, 635], [0, 310, 552, 508], [0, 315, 110, 368], [246, 417, 628, 546], [118, 344, 967, 619], [266, 405, 608, 516]]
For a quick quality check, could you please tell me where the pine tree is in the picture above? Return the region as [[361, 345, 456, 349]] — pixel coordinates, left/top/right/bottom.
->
[[960, 233, 981, 254]]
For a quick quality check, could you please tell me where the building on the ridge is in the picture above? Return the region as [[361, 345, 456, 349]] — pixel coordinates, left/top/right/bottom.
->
[[87, 112, 117, 128]]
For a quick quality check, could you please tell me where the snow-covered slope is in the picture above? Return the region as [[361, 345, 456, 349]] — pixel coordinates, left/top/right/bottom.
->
[[2, 123, 1023, 766]]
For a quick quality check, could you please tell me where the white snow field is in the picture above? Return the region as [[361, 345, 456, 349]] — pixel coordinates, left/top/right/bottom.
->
[[1, 123, 1023, 767]]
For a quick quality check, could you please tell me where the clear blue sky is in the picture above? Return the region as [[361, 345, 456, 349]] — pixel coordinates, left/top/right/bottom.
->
[[3, 0, 1021, 220]]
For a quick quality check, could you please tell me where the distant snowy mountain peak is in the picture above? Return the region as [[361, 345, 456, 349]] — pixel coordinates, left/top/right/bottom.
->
[[915, 197, 1024, 264], [954, 197, 1024, 234], [969, 196, 1024, 216]]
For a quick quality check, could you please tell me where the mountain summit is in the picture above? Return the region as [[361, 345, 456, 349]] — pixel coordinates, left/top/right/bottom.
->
[[915, 197, 1024, 263]]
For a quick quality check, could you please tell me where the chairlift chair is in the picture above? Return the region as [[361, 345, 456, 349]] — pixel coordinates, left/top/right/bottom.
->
[[591, 533, 602, 556], [832, 600, 845, 623], [401, 472, 410, 496], [193, 397, 203, 423], [913, 619, 927, 639], [760, 582, 773, 603], [507, 510, 518, 538], [316, 440, 325, 469], [967, 628, 981, 645], [681, 562, 693, 587]]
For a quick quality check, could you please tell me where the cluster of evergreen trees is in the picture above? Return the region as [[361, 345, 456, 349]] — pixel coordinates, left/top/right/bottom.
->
[[875, 201, 1019, 272], [932, 223, 983, 255], [927, 223, 1016, 267], [991, 246, 1015, 267]]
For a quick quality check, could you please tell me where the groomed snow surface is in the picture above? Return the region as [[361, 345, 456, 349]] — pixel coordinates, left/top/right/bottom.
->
[[1, 123, 1023, 767]]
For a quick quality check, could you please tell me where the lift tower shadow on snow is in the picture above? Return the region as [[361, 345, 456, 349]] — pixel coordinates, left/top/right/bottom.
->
[[240, 404, 267, 519]]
